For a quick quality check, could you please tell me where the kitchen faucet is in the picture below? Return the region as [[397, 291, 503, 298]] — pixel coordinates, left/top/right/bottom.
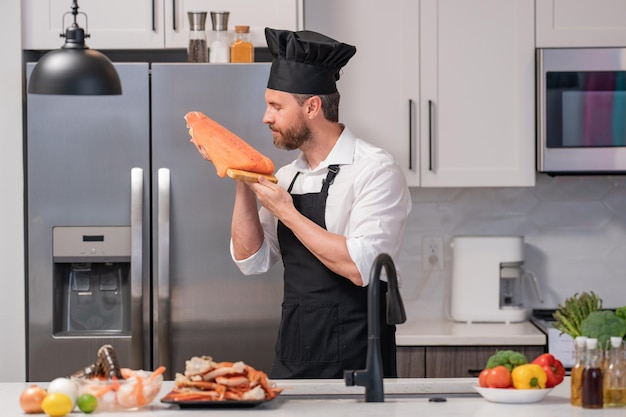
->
[[344, 253, 406, 402]]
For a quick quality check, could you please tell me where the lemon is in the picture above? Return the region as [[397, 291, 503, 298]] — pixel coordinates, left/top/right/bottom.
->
[[76, 393, 98, 413], [41, 393, 73, 417]]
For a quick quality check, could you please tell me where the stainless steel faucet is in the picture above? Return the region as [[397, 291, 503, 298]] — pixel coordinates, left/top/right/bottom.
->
[[344, 253, 406, 402]]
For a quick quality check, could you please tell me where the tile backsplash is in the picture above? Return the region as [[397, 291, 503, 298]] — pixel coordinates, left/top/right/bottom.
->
[[397, 173, 626, 321]]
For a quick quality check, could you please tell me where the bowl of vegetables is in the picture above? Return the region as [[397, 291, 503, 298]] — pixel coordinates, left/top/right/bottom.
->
[[475, 350, 563, 404], [473, 385, 553, 404]]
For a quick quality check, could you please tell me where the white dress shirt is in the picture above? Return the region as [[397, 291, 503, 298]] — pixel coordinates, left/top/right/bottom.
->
[[230, 126, 412, 286]]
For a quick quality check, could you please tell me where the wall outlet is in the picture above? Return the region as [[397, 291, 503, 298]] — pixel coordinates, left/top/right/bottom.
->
[[422, 236, 444, 271]]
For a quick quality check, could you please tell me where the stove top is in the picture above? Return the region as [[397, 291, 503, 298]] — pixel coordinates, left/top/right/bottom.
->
[[531, 309, 558, 322]]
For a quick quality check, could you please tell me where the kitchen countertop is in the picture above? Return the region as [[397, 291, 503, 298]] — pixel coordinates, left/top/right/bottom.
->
[[396, 319, 546, 346], [4, 378, 623, 416]]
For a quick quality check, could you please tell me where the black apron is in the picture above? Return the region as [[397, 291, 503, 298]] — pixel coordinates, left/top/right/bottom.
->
[[271, 165, 397, 379]]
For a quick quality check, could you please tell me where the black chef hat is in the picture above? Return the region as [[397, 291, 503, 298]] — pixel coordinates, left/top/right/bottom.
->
[[265, 27, 357, 95]]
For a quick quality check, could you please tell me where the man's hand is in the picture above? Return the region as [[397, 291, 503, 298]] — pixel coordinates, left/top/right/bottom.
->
[[246, 176, 297, 221], [245, 176, 362, 286]]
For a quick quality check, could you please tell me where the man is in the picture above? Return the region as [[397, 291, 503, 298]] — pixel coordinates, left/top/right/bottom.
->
[[230, 28, 412, 379]]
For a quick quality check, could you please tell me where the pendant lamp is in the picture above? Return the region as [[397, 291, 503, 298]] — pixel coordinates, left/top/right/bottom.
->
[[28, 0, 122, 95]]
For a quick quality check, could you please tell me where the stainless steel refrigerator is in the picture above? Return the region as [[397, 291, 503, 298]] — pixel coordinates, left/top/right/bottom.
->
[[26, 63, 291, 382]]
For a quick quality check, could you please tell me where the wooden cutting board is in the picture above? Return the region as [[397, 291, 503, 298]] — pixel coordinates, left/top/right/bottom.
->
[[226, 169, 278, 184]]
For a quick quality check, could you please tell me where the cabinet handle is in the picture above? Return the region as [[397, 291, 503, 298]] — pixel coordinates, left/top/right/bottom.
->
[[428, 100, 437, 173], [467, 369, 483, 377], [130, 168, 144, 370], [151, 0, 156, 31], [172, 0, 177, 31], [156, 168, 171, 377], [409, 99, 414, 170]]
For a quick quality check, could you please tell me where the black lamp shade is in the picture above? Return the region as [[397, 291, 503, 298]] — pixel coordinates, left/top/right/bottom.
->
[[28, 48, 122, 95]]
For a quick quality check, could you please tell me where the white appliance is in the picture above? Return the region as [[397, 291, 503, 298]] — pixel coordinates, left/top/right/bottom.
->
[[450, 236, 541, 324]]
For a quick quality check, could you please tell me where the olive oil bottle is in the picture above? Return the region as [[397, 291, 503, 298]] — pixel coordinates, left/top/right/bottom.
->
[[604, 337, 626, 407], [571, 336, 587, 406]]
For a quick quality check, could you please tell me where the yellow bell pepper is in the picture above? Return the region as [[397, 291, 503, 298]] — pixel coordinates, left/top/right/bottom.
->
[[511, 364, 547, 389]]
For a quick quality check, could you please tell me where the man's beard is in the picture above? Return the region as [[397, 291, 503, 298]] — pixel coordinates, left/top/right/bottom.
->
[[271, 117, 312, 151]]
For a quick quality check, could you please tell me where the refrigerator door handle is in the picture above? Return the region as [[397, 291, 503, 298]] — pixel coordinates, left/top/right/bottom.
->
[[156, 168, 171, 376], [130, 168, 145, 369]]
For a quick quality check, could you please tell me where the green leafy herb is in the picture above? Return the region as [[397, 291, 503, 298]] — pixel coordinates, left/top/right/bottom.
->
[[552, 292, 603, 338]]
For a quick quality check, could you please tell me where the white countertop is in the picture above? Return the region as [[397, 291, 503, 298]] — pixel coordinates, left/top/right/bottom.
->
[[396, 319, 546, 346], [4, 378, 623, 416]]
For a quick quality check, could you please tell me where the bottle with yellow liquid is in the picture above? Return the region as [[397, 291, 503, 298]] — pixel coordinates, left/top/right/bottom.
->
[[571, 336, 587, 406], [230, 26, 254, 63], [604, 336, 626, 407]]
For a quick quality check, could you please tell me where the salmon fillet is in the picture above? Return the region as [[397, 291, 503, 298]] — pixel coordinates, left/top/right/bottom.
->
[[185, 111, 275, 179]]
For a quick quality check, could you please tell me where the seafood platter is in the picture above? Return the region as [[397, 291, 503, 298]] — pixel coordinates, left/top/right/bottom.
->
[[70, 344, 165, 411], [160, 355, 284, 408], [19, 344, 165, 414], [20, 345, 284, 413]]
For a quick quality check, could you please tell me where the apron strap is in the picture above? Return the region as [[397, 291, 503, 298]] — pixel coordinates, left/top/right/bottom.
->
[[287, 172, 301, 193], [287, 165, 341, 194], [321, 165, 340, 194]]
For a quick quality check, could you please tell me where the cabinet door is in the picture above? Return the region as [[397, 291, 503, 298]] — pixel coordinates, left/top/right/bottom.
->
[[22, 0, 165, 49], [419, 0, 535, 187], [425, 345, 546, 378], [303, 0, 420, 185], [397, 346, 426, 378], [537, 0, 626, 47], [165, 0, 300, 48]]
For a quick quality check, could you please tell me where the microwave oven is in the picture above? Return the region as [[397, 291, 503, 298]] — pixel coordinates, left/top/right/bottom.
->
[[537, 48, 626, 174]]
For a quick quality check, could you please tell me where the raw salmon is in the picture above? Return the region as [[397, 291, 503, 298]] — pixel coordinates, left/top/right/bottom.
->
[[185, 111, 276, 181]]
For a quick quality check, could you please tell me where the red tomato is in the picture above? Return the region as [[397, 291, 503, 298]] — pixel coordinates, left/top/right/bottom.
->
[[486, 365, 513, 388], [478, 369, 490, 387]]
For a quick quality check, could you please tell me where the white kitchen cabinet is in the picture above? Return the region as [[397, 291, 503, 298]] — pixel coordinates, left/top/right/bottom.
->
[[536, 0, 626, 48], [304, 0, 420, 185], [22, 0, 165, 49], [22, 0, 300, 50], [419, 0, 535, 187], [304, 0, 535, 187]]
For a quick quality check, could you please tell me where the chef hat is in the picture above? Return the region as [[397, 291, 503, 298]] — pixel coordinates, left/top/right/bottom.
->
[[265, 27, 357, 95]]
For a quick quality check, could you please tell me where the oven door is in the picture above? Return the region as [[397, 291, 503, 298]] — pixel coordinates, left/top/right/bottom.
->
[[537, 48, 626, 174]]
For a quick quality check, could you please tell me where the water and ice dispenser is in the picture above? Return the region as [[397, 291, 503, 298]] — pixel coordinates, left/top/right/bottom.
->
[[52, 226, 131, 336]]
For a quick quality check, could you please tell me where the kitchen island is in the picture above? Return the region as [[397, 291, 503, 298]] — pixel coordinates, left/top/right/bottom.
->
[[3, 378, 623, 416]]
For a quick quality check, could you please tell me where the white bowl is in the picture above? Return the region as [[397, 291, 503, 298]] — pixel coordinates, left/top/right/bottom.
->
[[473, 385, 553, 404]]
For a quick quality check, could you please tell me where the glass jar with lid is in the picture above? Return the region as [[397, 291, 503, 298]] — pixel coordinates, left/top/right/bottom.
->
[[230, 26, 254, 63], [209, 11, 230, 63], [187, 12, 208, 63]]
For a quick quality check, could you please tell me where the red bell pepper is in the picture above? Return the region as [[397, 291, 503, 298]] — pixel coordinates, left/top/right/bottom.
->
[[531, 353, 565, 388]]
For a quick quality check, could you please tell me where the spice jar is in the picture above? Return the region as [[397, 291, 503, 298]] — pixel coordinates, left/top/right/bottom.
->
[[209, 11, 230, 63], [187, 12, 208, 63], [230, 25, 254, 63]]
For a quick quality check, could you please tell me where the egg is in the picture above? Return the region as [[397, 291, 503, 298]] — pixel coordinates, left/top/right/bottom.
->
[[47, 377, 79, 406]]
